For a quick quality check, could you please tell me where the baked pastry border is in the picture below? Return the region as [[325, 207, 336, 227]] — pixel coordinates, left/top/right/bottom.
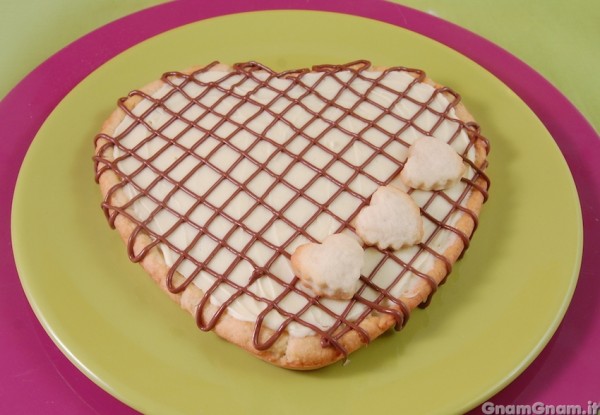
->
[[93, 62, 489, 370]]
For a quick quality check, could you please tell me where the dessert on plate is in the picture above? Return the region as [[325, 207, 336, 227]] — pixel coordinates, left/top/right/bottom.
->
[[93, 60, 490, 369]]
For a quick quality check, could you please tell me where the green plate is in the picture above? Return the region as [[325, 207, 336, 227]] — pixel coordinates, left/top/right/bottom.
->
[[12, 11, 582, 415]]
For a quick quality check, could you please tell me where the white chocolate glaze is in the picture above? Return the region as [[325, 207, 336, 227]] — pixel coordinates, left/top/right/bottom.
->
[[111, 67, 476, 337]]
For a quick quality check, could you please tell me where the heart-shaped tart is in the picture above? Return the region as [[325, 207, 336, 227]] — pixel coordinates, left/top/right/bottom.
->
[[93, 61, 489, 369]]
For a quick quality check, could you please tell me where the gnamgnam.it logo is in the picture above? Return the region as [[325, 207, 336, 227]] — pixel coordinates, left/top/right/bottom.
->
[[481, 401, 600, 415]]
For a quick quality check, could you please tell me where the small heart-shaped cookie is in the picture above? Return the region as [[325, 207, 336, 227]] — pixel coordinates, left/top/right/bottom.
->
[[291, 233, 364, 300], [355, 185, 424, 250], [400, 136, 466, 190]]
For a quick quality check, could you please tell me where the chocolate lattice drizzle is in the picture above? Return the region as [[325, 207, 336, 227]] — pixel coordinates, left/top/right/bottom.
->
[[94, 61, 489, 359]]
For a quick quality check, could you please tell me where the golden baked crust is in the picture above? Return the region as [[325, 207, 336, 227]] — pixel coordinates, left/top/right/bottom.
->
[[93, 62, 489, 370]]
